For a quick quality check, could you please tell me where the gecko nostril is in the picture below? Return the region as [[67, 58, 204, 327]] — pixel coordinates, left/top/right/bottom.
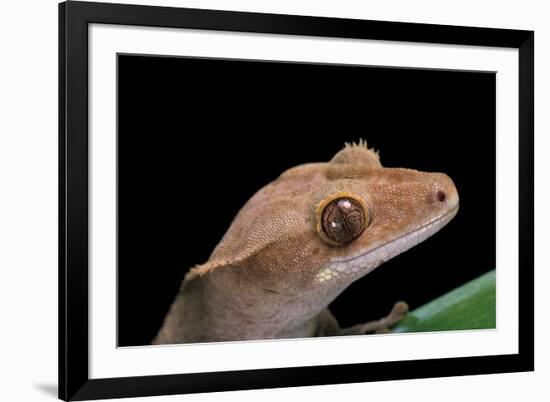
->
[[437, 190, 446, 202]]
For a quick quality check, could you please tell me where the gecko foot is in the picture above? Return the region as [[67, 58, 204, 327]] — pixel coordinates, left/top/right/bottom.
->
[[338, 301, 409, 335]]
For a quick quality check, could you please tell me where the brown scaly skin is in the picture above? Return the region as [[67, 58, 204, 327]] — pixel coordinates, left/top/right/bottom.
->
[[153, 141, 459, 344]]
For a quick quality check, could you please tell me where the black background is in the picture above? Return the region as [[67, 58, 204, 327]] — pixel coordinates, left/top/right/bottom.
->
[[117, 54, 495, 347]]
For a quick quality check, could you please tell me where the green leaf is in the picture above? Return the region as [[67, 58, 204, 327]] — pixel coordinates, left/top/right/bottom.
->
[[392, 269, 496, 333]]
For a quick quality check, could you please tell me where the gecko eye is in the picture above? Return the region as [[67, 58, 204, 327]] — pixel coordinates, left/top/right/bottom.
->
[[320, 197, 367, 245]]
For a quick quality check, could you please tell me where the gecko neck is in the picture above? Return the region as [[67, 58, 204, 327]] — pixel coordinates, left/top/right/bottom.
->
[[154, 266, 320, 344]]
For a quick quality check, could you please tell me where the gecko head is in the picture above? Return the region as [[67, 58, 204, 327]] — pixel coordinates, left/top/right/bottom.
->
[[186, 141, 459, 304], [306, 142, 459, 289]]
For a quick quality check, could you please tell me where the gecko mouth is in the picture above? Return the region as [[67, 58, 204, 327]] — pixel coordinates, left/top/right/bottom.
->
[[325, 206, 459, 278]]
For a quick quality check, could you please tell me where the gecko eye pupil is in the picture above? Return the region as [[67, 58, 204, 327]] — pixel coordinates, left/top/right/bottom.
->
[[321, 197, 366, 245]]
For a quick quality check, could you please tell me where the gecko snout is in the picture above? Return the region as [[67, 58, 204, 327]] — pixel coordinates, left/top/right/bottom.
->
[[432, 173, 459, 211]]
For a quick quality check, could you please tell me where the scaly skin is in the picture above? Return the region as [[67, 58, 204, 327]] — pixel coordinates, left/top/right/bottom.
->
[[153, 141, 459, 344]]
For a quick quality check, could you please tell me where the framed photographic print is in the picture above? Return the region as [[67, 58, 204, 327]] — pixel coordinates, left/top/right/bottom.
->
[[59, 1, 534, 400]]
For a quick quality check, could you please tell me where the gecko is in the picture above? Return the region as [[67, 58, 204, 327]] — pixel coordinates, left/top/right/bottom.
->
[[153, 141, 459, 344]]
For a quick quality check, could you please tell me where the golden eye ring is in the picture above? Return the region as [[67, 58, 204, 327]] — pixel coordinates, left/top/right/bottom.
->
[[315, 191, 370, 246]]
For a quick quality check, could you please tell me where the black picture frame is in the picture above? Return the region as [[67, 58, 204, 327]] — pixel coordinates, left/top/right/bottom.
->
[[59, 1, 534, 400]]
